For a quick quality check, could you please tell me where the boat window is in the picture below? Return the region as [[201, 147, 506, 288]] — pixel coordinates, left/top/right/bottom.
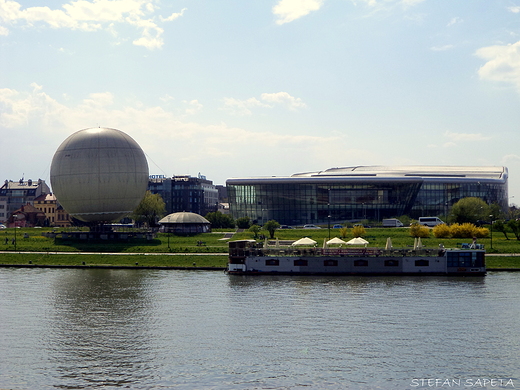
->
[[415, 259, 429, 267], [294, 259, 308, 266], [384, 260, 399, 267], [354, 259, 368, 267], [447, 251, 484, 267], [265, 259, 280, 266], [324, 259, 338, 266]]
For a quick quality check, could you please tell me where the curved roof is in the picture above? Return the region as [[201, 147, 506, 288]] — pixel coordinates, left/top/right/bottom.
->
[[159, 212, 210, 225], [227, 165, 508, 185]]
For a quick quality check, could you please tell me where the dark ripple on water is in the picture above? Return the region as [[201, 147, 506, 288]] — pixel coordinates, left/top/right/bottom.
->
[[0, 269, 519, 389]]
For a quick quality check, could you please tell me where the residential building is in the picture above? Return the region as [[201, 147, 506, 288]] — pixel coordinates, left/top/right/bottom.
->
[[0, 179, 51, 223]]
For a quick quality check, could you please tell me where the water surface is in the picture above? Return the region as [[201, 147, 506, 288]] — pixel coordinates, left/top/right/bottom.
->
[[0, 269, 518, 389]]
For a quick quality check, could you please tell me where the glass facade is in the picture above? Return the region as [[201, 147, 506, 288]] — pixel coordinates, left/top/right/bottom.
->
[[227, 166, 508, 225], [148, 175, 219, 216]]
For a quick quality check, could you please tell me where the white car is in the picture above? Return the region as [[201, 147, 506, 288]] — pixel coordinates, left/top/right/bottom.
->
[[0, 224, 6, 229], [303, 224, 321, 229]]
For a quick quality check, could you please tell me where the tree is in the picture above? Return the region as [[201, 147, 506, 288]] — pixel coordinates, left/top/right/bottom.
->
[[132, 191, 166, 227], [263, 220, 280, 239], [449, 197, 490, 225], [205, 211, 235, 229], [507, 219, 520, 240], [236, 216, 252, 229], [493, 219, 509, 240], [249, 224, 261, 239]]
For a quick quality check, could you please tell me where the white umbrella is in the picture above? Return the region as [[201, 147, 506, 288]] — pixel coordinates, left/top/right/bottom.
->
[[291, 237, 318, 246], [346, 237, 369, 245], [327, 237, 347, 245], [385, 237, 393, 250]]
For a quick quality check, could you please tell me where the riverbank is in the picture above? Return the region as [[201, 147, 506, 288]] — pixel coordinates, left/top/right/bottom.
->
[[2, 227, 520, 270], [0, 251, 519, 270]]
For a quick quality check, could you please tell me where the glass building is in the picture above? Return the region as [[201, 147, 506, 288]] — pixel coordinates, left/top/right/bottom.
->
[[226, 166, 508, 225]]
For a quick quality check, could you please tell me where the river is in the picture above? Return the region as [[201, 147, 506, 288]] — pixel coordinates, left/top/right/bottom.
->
[[0, 268, 519, 389]]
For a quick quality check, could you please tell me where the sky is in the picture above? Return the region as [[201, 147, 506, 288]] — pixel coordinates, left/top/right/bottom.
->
[[1, 0, 520, 204]]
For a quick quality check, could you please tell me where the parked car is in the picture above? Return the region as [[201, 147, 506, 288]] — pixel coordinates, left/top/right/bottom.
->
[[353, 223, 371, 228], [382, 218, 404, 227], [418, 217, 444, 227], [303, 224, 321, 229], [279, 225, 294, 229], [332, 224, 344, 229], [0, 224, 6, 229]]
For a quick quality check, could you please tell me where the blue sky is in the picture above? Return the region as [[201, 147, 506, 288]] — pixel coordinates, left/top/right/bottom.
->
[[1, 0, 520, 203]]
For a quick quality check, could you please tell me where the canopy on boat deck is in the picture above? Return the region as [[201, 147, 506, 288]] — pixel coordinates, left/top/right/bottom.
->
[[291, 237, 318, 246], [346, 237, 369, 245], [326, 237, 348, 245]]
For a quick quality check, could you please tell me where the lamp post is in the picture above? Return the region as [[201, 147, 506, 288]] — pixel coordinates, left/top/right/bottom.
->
[[12, 214, 19, 252], [489, 215, 493, 250], [167, 215, 171, 249], [328, 188, 331, 241]]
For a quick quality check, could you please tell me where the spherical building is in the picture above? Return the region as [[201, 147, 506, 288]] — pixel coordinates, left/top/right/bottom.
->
[[50, 127, 149, 223]]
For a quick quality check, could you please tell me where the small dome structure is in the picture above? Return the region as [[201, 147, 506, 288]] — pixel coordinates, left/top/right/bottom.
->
[[159, 212, 211, 235]]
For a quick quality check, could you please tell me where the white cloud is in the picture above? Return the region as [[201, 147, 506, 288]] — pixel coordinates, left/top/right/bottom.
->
[[221, 97, 269, 116], [502, 154, 520, 164], [160, 7, 186, 22], [476, 40, 520, 91], [430, 44, 454, 51], [447, 16, 462, 27], [0, 85, 358, 183], [508, 6, 520, 13], [221, 92, 306, 115], [183, 99, 203, 115], [261, 92, 307, 110], [444, 131, 492, 142], [0, 0, 185, 49], [272, 0, 325, 25]]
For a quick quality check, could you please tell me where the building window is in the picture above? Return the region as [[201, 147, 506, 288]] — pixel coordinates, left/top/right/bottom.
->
[[384, 260, 399, 267], [354, 259, 368, 267], [265, 259, 280, 266], [415, 259, 429, 267], [294, 259, 308, 266], [324, 259, 338, 266]]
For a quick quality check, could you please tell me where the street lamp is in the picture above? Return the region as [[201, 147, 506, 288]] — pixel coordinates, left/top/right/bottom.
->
[[489, 215, 493, 250], [167, 215, 172, 249], [328, 188, 331, 240]]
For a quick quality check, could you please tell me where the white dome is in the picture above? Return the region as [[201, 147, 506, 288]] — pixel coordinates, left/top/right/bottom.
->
[[50, 127, 149, 223], [159, 212, 210, 225]]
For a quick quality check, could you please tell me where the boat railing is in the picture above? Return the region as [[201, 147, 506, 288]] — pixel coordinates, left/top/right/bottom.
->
[[248, 246, 445, 257]]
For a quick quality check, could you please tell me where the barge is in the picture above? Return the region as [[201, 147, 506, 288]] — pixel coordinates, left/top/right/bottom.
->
[[227, 238, 486, 276]]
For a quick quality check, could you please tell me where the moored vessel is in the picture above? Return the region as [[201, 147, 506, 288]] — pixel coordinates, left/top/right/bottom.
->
[[227, 238, 486, 276]]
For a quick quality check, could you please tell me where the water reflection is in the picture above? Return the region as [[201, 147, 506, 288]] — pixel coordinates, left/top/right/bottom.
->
[[46, 269, 157, 388]]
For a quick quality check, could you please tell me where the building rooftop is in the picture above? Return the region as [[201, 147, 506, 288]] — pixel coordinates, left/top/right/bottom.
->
[[227, 166, 508, 184]]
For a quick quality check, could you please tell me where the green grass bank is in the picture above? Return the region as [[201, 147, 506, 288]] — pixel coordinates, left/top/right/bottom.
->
[[1, 227, 520, 269]]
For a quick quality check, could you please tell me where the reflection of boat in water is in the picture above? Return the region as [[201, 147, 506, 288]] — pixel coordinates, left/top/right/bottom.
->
[[227, 239, 486, 276]]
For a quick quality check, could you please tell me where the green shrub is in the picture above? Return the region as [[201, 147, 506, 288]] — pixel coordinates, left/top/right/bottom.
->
[[410, 222, 430, 238], [474, 226, 490, 238], [450, 223, 477, 238], [433, 223, 451, 238], [339, 227, 348, 238], [352, 225, 366, 238]]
